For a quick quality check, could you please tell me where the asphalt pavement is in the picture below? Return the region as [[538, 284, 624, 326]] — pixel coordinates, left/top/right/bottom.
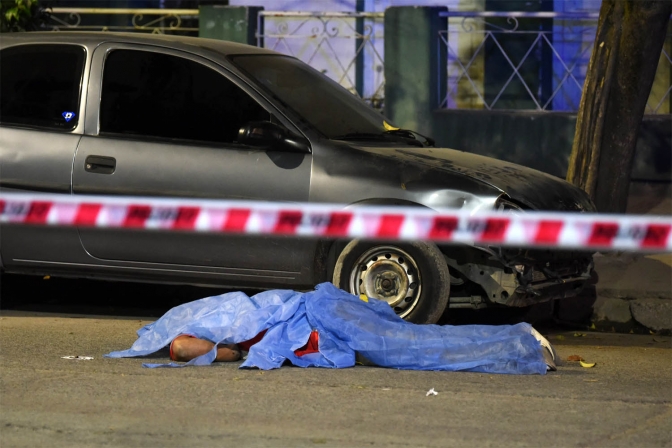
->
[[0, 277, 670, 447]]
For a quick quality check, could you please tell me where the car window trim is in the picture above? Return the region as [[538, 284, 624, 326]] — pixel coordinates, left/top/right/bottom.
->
[[86, 42, 311, 152], [95, 130, 266, 151]]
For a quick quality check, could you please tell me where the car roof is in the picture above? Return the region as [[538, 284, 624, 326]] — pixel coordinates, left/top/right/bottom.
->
[[0, 31, 279, 57]]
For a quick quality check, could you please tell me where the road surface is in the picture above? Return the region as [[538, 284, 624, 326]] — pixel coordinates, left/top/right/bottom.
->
[[0, 277, 670, 447]]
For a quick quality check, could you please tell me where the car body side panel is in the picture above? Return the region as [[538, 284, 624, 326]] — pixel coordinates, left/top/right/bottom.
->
[[0, 127, 85, 268], [73, 137, 315, 274], [0, 128, 80, 194], [68, 42, 316, 287], [353, 145, 596, 212], [308, 141, 502, 212]]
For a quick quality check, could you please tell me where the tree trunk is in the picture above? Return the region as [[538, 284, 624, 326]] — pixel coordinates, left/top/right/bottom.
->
[[566, 0, 671, 213]]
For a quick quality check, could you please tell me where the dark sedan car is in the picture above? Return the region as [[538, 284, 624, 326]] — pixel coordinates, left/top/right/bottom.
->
[[0, 32, 594, 324]]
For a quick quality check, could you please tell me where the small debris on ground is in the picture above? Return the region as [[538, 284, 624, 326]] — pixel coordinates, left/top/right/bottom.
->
[[567, 355, 584, 362], [426, 388, 438, 396], [61, 356, 94, 360]]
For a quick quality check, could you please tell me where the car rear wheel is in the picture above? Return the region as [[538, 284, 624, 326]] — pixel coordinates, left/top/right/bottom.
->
[[332, 240, 450, 324]]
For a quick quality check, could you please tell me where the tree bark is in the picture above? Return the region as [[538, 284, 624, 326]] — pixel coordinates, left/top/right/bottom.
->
[[566, 0, 671, 213]]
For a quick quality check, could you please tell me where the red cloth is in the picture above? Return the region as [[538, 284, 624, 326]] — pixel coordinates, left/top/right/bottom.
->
[[239, 329, 319, 357], [294, 330, 320, 357], [238, 330, 267, 351]]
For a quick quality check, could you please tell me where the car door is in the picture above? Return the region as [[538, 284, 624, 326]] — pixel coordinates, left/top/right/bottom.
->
[[0, 42, 88, 269], [72, 43, 315, 285]]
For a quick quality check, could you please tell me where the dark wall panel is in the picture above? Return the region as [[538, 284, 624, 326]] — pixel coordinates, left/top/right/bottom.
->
[[431, 110, 671, 182]]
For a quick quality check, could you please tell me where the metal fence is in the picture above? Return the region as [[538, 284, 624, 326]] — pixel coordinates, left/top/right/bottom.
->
[[257, 11, 385, 109], [439, 11, 671, 113], [48, 7, 199, 35], [44, 8, 670, 114]]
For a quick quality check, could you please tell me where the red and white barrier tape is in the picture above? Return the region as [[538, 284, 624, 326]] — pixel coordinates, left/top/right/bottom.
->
[[1, 193, 671, 251]]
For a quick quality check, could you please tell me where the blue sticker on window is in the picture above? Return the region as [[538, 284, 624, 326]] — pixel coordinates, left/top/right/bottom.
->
[[62, 111, 76, 122]]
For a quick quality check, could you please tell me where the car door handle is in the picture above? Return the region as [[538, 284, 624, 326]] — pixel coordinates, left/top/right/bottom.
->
[[85, 155, 116, 174]]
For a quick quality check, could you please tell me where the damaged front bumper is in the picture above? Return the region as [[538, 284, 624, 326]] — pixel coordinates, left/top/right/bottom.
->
[[445, 247, 594, 309]]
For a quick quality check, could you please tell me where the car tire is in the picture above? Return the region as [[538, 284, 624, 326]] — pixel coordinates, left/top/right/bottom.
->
[[332, 240, 450, 324]]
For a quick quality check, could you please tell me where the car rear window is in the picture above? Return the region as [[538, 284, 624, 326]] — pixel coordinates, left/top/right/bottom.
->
[[0, 44, 85, 130]]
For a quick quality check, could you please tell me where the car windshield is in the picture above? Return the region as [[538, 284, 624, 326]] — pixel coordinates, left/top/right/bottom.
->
[[230, 55, 389, 139]]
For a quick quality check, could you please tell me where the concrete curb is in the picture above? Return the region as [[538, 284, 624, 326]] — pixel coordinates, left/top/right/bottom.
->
[[590, 253, 671, 333]]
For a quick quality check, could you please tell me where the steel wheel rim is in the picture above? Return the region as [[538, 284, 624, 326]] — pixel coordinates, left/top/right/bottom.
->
[[349, 246, 422, 318]]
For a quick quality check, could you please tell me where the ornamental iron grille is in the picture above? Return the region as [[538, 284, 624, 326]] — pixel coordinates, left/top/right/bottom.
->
[[256, 11, 385, 110], [47, 7, 199, 35], [439, 11, 671, 113]]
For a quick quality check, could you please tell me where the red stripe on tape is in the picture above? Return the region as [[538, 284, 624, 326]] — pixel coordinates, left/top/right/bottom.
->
[[377, 214, 404, 238], [74, 203, 102, 226], [2, 194, 671, 253], [588, 222, 619, 246], [224, 208, 251, 231], [324, 212, 353, 236], [274, 211, 303, 234], [480, 218, 510, 242], [534, 220, 563, 244], [173, 207, 200, 230], [641, 224, 672, 248], [428, 217, 459, 239], [124, 205, 151, 228], [25, 201, 52, 224]]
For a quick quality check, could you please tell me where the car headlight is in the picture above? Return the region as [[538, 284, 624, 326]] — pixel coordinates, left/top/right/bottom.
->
[[495, 197, 524, 213]]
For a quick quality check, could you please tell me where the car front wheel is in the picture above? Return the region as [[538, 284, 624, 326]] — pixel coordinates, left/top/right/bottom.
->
[[332, 240, 450, 324]]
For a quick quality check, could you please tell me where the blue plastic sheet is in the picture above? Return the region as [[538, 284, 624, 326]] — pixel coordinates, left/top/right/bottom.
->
[[105, 282, 547, 374]]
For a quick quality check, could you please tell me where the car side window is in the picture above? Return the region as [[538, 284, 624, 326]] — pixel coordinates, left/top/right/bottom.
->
[[99, 49, 270, 144], [0, 44, 85, 130]]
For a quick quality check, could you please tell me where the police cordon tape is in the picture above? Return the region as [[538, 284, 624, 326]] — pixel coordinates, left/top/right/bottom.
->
[[1, 193, 671, 252]]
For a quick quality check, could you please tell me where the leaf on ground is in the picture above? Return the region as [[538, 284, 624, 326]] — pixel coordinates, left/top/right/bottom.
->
[[580, 361, 596, 368], [556, 335, 565, 341], [590, 323, 596, 330], [652, 338, 669, 343], [573, 333, 586, 337], [567, 355, 584, 362], [582, 379, 598, 382]]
